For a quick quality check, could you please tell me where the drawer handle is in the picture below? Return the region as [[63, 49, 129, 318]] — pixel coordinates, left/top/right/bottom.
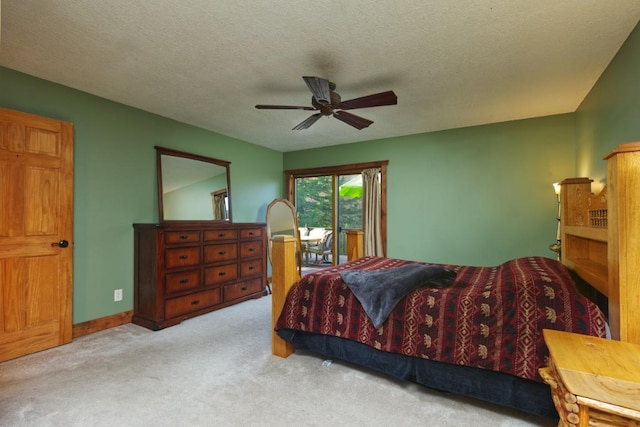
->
[[180, 255, 189, 260], [191, 300, 200, 306], [218, 250, 226, 255], [241, 286, 247, 291], [180, 235, 189, 240], [218, 272, 226, 276], [218, 233, 226, 237], [180, 279, 189, 284], [249, 231, 255, 236], [248, 266, 255, 270], [248, 247, 255, 252]]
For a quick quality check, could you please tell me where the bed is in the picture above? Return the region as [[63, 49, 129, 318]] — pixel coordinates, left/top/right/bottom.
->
[[270, 142, 640, 419]]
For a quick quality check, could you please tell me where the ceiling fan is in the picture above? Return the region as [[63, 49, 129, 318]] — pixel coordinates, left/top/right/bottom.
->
[[255, 76, 398, 130]]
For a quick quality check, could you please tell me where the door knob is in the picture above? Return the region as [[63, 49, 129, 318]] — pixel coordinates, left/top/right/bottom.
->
[[52, 240, 69, 248]]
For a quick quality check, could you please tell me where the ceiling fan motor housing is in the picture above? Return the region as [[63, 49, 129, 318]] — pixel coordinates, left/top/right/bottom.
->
[[312, 90, 341, 116]]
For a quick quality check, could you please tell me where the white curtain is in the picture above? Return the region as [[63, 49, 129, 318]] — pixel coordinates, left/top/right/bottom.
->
[[212, 193, 227, 220], [362, 168, 383, 256]]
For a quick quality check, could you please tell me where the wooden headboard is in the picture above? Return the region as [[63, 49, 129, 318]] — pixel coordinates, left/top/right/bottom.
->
[[561, 142, 640, 344]]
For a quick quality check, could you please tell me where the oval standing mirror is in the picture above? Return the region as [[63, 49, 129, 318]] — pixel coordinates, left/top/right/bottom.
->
[[156, 146, 232, 222], [266, 198, 302, 275]]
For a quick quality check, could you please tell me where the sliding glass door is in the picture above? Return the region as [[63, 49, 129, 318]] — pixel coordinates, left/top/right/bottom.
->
[[294, 173, 371, 265], [295, 175, 340, 265], [286, 160, 388, 266]]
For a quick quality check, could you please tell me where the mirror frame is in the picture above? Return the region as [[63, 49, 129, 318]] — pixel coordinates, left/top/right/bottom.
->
[[266, 198, 302, 276], [156, 146, 232, 223]]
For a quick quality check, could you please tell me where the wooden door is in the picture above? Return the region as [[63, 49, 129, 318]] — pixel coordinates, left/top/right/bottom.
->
[[0, 107, 74, 362]]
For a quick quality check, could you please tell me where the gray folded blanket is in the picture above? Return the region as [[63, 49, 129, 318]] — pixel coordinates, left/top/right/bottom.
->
[[340, 264, 457, 328]]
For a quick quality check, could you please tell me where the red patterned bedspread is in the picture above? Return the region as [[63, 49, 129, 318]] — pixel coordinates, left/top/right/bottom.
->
[[275, 256, 608, 382]]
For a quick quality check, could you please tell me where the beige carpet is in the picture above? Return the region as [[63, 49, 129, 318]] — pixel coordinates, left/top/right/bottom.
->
[[0, 296, 555, 426]]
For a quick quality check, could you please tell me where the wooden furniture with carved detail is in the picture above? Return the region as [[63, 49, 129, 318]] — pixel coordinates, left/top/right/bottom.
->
[[540, 329, 640, 427], [560, 142, 640, 344], [133, 222, 267, 330]]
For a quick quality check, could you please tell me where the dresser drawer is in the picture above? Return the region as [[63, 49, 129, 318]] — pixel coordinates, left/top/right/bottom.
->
[[165, 270, 201, 294], [165, 230, 200, 245], [240, 259, 262, 278], [165, 288, 221, 319], [204, 229, 238, 242], [224, 279, 263, 301], [240, 228, 263, 239], [204, 263, 238, 285], [240, 241, 262, 258], [165, 247, 201, 269], [204, 243, 238, 263]]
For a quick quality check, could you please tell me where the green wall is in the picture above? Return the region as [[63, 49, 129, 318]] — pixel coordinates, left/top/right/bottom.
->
[[0, 67, 283, 324], [575, 22, 640, 181], [285, 115, 576, 266]]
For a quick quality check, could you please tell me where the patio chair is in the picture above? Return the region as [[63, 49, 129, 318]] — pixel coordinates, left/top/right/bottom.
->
[[301, 227, 325, 264], [307, 230, 333, 264]]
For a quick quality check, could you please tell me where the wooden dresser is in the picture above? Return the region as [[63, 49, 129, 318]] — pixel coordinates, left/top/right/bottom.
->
[[541, 329, 640, 426], [132, 222, 267, 330]]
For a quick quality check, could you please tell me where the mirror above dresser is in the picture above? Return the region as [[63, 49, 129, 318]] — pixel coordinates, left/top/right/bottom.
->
[[156, 146, 232, 222]]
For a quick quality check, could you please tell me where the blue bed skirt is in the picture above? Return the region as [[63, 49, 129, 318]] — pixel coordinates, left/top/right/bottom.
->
[[277, 329, 558, 420]]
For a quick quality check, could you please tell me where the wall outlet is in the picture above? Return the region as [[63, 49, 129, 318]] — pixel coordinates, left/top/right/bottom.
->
[[114, 289, 123, 302]]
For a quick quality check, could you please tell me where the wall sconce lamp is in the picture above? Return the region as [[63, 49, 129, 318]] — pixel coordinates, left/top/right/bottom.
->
[[549, 182, 561, 259]]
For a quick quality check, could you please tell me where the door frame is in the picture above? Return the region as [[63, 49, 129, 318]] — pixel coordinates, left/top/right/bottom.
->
[[284, 160, 388, 258]]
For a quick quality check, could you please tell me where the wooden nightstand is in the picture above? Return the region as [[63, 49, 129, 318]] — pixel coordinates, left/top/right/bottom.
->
[[540, 329, 640, 427]]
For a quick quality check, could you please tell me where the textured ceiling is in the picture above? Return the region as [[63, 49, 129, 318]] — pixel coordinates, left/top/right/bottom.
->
[[1, 1, 639, 152]]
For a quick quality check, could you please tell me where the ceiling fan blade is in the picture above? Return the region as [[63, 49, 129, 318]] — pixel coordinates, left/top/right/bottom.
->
[[303, 76, 331, 104], [339, 90, 397, 110], [333, 111, 373, 130], [292, 113, 323, 130], [255, 104, 315, 110]]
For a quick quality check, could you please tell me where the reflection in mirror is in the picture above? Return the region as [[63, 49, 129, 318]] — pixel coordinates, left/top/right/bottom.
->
[[211, 189, 228, 220], [266, 198, 302, 275], [156, 146, 232, 222]]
